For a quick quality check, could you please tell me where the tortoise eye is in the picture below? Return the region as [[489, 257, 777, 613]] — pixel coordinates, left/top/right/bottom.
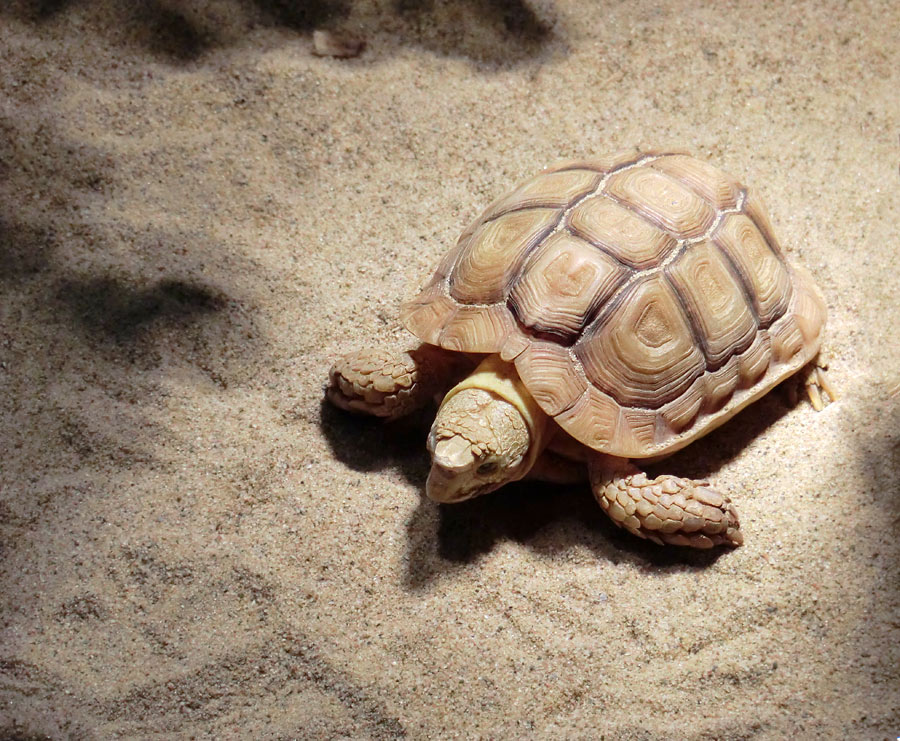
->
[[477, 461, 499, 475]]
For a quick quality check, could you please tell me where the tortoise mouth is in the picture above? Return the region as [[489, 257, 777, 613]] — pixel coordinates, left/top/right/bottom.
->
[[425, 466, 475, 503], [425, 464, 504, 503]]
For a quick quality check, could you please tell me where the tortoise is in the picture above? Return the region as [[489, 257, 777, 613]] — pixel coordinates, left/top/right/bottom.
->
[[326, 150, 835, 548]]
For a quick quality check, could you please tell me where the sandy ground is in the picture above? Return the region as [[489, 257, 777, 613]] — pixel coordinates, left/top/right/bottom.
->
[[1, 0, 898, 738]]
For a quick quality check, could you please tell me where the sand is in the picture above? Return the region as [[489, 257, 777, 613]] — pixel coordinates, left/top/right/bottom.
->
[[1, 0, 898, 738]]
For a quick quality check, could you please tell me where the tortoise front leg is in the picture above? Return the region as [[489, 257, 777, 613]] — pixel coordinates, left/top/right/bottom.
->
[[327, 344, 476, 420], [588, 455, 743, 549]]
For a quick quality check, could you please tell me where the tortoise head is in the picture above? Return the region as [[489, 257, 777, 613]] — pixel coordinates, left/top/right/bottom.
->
[[426, 386, 534, 503]]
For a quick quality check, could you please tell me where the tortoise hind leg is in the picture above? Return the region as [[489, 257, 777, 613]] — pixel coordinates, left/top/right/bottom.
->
[[802, 356, 837, 411], [588, 455, 743, 549], [327, 344, 475, 420]]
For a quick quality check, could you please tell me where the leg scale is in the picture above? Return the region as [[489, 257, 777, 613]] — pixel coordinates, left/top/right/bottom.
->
[[327, 345, 472, 420], [589, 458, 743, 549]]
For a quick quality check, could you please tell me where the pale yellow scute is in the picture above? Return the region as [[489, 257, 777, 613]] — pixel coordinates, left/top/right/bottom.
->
[[567, 196, 677, 269], [449, 207, 558, 304], [542, 149, 647, 175], [665, 240, 758, 366], [768, 315, 807, 363], [736, 331, 772, 388], [650, 154, 742, 210], [480, 168, 601, 222], [702, 356, 741, 413], [788, 264, 828, 344], [575, 275, 706, 408], [605, 166, 716, 239], [400, 289, 456, 346], [743, 188, 782, 257], [514, 340, 586, 416], [553, 386, 620, 452], [438, 303, 516, 353], [508, 230, 627, 339], [714, 212, 792, 326], [659, 376, 705, 433], [619, 406, 659, 453]]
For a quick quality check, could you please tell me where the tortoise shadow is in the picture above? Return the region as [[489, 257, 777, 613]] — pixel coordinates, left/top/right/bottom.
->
[[403, 389, 795, 589], [403, 480, 734, 590], [319, 399, 432, 487], [321, 378, 798, 586]]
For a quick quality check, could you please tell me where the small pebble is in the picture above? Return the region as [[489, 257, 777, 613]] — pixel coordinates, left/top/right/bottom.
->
[[312, 30, 365, 59]]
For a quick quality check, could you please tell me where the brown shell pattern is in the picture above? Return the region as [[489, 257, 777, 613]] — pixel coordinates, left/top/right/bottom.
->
[[401, 151, 827, 458]]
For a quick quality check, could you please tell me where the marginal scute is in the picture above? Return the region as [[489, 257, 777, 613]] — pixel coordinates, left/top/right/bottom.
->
[[576, 275, 705, 408], [788, 264, 828, 343], [553, 386, 620, 450], [768, 314, 806, 363], [438, 303, 516, 353], [568, 196, 677, 269], [401, 290, 456, 345], [605, 166, 716, 239], [450, 208, 558, 304], [743, 188, 782, 257], [514, 341, 586, 416], [703, 356, 740, 412], [481, 169, 601, 221], [665, 240, 758, 367], [500, 331, 530, 362], [620, 407, 659, 452], [737, 331, 772, 388], [714, 212, 792, 326], [508, 230, 628, 339], [659, 376, 706, 433], [433, 240, 466, 283], [650, 154, 742, 210]]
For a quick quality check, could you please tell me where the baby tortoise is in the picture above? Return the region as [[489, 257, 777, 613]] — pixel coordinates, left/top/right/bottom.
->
[[327, 150, 835, 548]]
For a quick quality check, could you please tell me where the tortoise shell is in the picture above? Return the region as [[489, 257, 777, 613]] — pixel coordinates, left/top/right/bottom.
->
[[400, 151, 827, 458]]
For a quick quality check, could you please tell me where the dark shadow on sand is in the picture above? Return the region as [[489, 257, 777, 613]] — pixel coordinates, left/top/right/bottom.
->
[[323, 377, 797, 588], [319, 398, 432, 487], [57, 276, 226, 346], [3, 0, 559, 68]]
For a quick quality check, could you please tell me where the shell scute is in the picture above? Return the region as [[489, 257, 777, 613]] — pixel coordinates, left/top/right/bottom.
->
[[713, 212, 792, 326], [514, 341, 586, 416], [438, 304, 516, 353], [568, 196, 677, 269], [543, 149, 648, 175], [649, 154, 742, 210], [604, 166, 716, 239], [575, 275, 706, 408], [450, 207, 558, 304], [508, 231, 628, 340], [665, 240, 758, 367], [481, 168, 601, 222], [659, 377, 705, 433], [736, 331, 772, 388], [400, 288, 455, 345], [554, 386, 620, 450]]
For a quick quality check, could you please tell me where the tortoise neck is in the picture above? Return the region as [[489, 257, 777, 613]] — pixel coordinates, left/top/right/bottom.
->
[[439, 354, 550, 476]]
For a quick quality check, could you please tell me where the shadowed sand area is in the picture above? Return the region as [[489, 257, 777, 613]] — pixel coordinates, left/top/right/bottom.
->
[[1, 0, 898, 737]]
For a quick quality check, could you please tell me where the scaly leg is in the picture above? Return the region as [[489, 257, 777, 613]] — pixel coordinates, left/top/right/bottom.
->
[[327, 344, 476, 420], [588, 455, 743, 549]]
